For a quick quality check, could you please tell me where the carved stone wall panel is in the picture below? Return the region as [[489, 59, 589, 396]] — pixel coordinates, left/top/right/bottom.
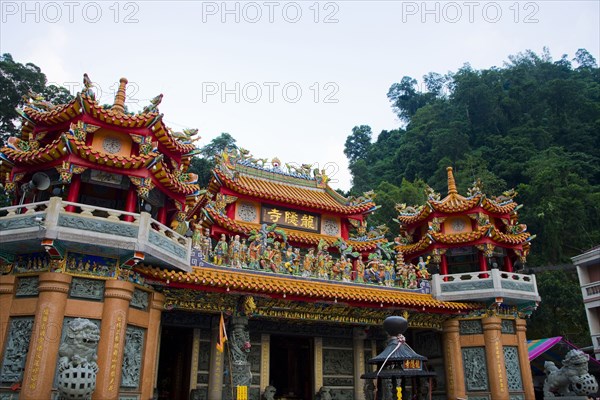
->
[[198, 341, 211, 371], [459, 319, 483, 335], [58, 214, 138, 238], [190, 388, 208, 400], [322, 337, 353, 348], [0, 317, 34, 383], [149, 231, 186, 258], [462, 347, 489, 392], [248, 343, 261, 374], [414, 331, 442, 357], [69, 278, 105, 300], [323, 377, 354, 386], [323, 349, 353, 375], [15, 276, 39, 297], [509, 395, 525, 400], [121, 326, 145, 388], [503, 346, 523, 391], [501, 320, 516, 334], [329, 388, 354, 400], [130, 288, 149, 310]]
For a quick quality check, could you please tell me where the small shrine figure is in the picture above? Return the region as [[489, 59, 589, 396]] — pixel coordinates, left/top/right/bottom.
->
[[191, 220, 204, 249], [416, 256, 431, 280], [201, 228, 212, 259], [292, 248, 301, 274], [271, 242, 283, 272], [365, 256, 382, 284], [260, 245, 273, 271], [240, 238, 248, 268], [316, 250, 326, 277], [230, 235, 242, 268], [331, 259, 342, 280], [318, 255, 331, 279], [247, 238, 262, 270], [342, 258, 352, 282], [384, 260, 395, 287], [355, 258, 365, 283], [302, 248, 315, 277], [213, 234, 228, 266], [283, 246, 297, 274]]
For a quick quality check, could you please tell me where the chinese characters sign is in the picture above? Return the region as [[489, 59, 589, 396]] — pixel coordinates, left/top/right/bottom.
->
[[261, 205, 320, 232]]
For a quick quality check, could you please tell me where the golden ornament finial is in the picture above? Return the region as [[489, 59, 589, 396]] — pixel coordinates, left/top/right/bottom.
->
[[447, 167, 458, 195], [111, 77, 128, 114]]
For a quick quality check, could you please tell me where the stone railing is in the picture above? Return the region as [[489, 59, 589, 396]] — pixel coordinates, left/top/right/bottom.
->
[[0, 197, 191, 272], [431, 268, 540, 304]]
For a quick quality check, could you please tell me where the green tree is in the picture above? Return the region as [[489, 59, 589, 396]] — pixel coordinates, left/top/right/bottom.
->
[[0, 53, 73, 145], [188, 133, 238, 187], [528, 270, 590, 346], [343, 125, 372, 164]]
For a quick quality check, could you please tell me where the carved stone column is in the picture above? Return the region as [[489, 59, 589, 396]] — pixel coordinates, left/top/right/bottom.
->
[[442, 319, 465, 400], [260, 334, 270, 391], [353, 328, 366, 400], [314, 337, 323, 393], [208, 315, 225, 400], [516, 318, 535, 400], [0, 275, 16, 354], [141, 291, 165, 400], [20, 272, 71, 400], [230, 316, 251, 387], [189, 328, 201, 393], [93, 279, 134, 400], [482, 316, 509, 400]]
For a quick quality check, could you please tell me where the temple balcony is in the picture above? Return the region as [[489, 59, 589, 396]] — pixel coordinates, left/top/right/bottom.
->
[[582, 281, 600, 304], [0, 197, 192, 272], [430, 269, 541, 305]]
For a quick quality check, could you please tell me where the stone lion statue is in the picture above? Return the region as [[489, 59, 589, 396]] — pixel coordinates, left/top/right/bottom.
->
[[544, 349, 598, 397], [317, 386, 332, 400], [262, 385, 276, 400]]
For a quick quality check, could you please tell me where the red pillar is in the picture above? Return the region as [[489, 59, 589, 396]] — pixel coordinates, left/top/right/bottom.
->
[[65, 174, 81, 212], [504, 254, 514, 272], [124, 186, 137, 222], [479, 251, 488, 271], [157, 206, 167, 225], [440, 254, 448, 275]]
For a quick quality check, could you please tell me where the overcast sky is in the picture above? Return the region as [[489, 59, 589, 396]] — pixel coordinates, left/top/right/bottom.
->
[[2, 0, 599, 190]]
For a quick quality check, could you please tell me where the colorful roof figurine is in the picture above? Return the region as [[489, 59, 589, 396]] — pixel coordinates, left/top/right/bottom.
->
[[394, 167, 533, 260]]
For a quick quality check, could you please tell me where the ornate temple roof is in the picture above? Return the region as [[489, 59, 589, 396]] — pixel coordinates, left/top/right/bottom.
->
[[210, 148, 377, 216], [396, 167, 520, 226], [394, 167, 532, 257], [138, 264, 479, 313], [1, 75, 201, 199]]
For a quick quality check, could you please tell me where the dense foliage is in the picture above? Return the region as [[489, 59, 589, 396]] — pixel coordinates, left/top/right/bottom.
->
[[344, 48, 599, 345], [0, 53, 73, 145]]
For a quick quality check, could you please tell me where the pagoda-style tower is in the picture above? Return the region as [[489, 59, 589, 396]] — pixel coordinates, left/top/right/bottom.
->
[[0, 75, 199, 400], [1, 75, 200, 271], [394, 167, 540, 400]]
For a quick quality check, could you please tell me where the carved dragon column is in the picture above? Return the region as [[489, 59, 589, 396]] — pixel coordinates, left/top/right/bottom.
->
[[516, 318, 535, 399], [0, 275, 16, 354], [482, 316, 509, 400], [442, 319, 465, 400], [141, 291, 165, 400], [20, 272, 72, 400], [93, 279, 134, 400]]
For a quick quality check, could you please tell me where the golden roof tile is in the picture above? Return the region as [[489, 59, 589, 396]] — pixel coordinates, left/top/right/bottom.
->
[[139, 264, 479, 312]]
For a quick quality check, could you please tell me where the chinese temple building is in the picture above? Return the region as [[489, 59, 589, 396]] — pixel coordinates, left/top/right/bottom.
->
[[1, 76, 540, 400]]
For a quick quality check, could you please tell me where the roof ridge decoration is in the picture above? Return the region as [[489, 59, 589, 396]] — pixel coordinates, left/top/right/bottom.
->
[[216, 146, 332, 186]]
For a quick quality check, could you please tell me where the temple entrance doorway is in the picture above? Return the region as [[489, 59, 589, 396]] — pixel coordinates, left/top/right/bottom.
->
[[269, 335, 314, 400], [156, 326, 193, 400]]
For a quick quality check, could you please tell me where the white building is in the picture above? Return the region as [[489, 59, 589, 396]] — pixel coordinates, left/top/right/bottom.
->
[[573, 246, 600, 360]]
